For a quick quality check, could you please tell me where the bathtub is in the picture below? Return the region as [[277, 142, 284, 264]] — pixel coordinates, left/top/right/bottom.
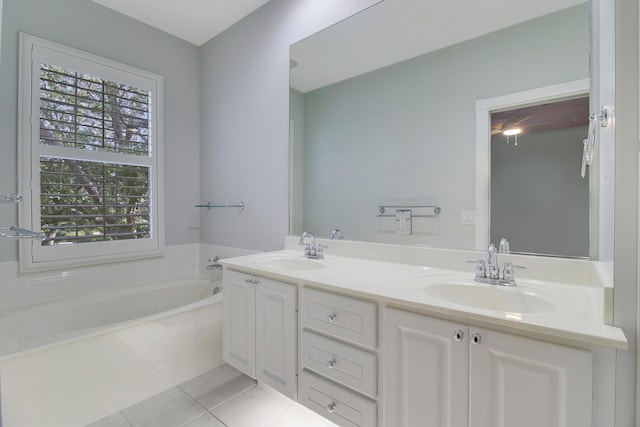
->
[[0, 278, 224, 427]]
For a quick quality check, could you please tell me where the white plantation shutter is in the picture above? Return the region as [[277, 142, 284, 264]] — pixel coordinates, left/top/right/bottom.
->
[[19, 34, 164, 271]]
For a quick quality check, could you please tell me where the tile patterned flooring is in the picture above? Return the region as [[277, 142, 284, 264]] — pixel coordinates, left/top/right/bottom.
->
[[87, 364, 337, 427]]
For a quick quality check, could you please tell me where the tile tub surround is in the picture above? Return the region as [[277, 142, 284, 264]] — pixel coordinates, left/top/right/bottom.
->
[[0, 278, 220, 357], [221, 238, 626, 349], [89, 364, 337, 427], [0, 293, 224, 427], [0, 243, 201, 314], [0, 243, 257, 315]]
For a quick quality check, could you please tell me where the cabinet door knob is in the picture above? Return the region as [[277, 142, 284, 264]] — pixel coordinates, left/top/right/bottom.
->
[[327, 359, 336, 368], [452, 329, 464, 342], [326, 402, 336, 413], [327, 313, 337, 322], [245, 278, 252, 285], [253, 278, 260, 285], [471, 333, 482, 345]]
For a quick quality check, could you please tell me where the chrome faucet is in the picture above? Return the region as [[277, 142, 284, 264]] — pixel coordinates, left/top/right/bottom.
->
[[330, 229, 343, 240], [486, 243, 500, 279], [498, 237, 510, 253], [471, 243, 523, 286], [299, 231, 324, 259]]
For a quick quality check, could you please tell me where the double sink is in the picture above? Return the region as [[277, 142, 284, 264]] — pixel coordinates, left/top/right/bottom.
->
[[250, 253, 575, 315]]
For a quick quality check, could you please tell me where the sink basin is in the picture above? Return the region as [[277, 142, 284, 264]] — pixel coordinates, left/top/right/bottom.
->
[[253, 256, 326, 271], [411, 276, 556, 314]]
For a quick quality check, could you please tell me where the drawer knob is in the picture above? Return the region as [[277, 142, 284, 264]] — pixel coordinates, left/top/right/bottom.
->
[[326, 402, 336, 413], [471, 333, 482, 345], [327, 359, 336, 369], [327, 313, 337, 322]]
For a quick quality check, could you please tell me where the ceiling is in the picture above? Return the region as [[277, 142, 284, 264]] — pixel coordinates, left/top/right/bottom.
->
[[290, 0, 587, 92], [91, 0, 272, 46], [491, 97, 590, 136], [92, 0, 588, 93]]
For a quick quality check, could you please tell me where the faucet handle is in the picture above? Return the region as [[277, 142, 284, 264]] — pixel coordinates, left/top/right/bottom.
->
[[316, 244, 327, 259], [467, 259, 486, 279], [502, 262, 525, 282], [488, 263, 500, 280]]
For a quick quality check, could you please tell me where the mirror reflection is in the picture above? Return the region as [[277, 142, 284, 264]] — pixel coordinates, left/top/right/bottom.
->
[[290, 0, 590, 257], [490, 97, 590, 257]]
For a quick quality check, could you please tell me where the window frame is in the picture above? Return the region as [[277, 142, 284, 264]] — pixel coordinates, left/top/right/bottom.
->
[[18, 33, 165, 272]]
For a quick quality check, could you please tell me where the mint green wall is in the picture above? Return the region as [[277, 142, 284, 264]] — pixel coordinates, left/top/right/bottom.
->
[[0, 0, 201, 262], [290, 88, 305, 235], [299, 4, 589, 248]]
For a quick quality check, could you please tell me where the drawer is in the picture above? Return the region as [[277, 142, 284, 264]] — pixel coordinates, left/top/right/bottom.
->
[[300, 330, 377, 398], [300, 287, 377, 349], [298, 369, 377, 427]]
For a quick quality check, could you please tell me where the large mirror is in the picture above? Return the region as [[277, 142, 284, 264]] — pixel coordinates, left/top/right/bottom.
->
[[290, 0, 591, 257]]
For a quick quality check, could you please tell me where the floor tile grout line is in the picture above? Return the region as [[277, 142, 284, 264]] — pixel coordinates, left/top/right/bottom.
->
[[182, 393, 229, 427], [177, 376, 257, 413]]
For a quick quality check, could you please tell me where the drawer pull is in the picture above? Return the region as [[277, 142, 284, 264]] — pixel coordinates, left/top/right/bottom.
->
[[327, 359, 336, 369], [471, 333, 482, 345], [326, 402, 336, 413], [327, 313, 337, 322]]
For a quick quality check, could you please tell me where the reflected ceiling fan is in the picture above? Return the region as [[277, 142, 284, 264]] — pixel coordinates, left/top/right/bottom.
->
[[491, 115, 554, 135], [491, 115, 555, 145], [491, 97, 590, 145]]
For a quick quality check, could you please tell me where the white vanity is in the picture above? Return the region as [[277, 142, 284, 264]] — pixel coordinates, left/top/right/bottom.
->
[[220, 237, 626, 427]]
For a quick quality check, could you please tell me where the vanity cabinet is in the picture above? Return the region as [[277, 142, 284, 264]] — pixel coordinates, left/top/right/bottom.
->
[[222, 269, 297, 398], [383, 307, 593, 427], [298, 287, 378, 427]]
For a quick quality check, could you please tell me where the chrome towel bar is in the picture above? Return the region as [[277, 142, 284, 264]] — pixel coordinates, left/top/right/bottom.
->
[[195, 202, 245, 211]]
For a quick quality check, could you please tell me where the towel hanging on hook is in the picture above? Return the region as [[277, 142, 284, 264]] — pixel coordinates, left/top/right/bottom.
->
[[581, 105, 610, 178]]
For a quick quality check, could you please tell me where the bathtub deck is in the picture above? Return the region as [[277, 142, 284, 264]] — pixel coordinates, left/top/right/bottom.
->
[[87, 364, 337, 427]]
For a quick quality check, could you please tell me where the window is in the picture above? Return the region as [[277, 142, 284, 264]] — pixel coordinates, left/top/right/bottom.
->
[[19, 34, 164, 271]]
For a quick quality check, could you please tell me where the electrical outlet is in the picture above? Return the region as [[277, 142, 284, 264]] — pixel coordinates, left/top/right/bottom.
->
[[461, 210, 475, 225]]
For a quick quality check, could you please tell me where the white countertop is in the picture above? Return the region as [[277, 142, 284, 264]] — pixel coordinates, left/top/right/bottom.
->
[[220, 248, 627, 349]]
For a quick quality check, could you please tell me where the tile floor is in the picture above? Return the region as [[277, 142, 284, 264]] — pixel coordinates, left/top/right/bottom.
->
[[87, 364, 337, 427]]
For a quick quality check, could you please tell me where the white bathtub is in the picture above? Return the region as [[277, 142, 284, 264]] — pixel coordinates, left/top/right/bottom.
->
[[0, 278, 225, 427]]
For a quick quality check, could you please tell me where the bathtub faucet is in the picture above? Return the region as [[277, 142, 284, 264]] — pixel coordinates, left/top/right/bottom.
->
[[207, 255, 223, 270]]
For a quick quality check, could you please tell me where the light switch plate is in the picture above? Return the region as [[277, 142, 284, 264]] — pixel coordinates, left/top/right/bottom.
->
[[461, 210, 475, 225]]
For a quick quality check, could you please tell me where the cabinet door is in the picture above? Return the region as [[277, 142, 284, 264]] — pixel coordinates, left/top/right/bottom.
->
[[468, 328, 593, 427], [223, 270, 256, 378], [256, 277, 297, 398], [383, 308, 468, 427]]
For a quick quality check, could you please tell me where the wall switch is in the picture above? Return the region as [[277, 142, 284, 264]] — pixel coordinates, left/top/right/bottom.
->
[[461, 210, 475, 225]]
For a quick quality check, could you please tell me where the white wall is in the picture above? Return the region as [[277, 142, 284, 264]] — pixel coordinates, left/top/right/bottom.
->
[[0, 0, 202, 262], [611, 0, 639, 424], [198, 0, 380, 252]]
